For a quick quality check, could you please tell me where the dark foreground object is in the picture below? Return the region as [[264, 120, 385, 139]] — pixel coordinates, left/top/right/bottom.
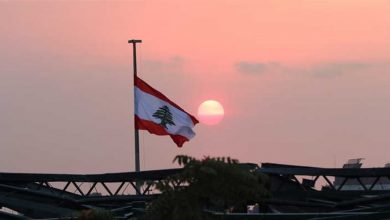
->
[[1, 163, 390, 219]]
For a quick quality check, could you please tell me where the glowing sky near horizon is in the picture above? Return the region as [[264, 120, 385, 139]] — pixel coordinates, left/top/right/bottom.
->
[[1, 1, 390, 173]]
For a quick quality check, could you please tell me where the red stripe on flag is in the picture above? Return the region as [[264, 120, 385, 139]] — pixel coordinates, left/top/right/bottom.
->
[[135, 115, 189, 147], [134, 76, 199, 125]]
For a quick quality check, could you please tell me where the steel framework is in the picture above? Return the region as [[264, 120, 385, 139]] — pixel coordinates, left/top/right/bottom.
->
[[1, 164, 390, 219]]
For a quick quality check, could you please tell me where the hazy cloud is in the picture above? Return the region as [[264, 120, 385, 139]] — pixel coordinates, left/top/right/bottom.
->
[[236, 62, 281, 74], [141, 56, 184, 75], [309, 62, 370, 78], [235, 61, 390, 79]]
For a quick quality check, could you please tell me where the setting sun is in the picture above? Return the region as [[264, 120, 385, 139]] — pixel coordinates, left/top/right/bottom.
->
[[197, 100, 224, 125]]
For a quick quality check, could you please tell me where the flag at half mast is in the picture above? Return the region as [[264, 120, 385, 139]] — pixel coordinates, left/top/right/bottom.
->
[[134, 76, 199, 147]]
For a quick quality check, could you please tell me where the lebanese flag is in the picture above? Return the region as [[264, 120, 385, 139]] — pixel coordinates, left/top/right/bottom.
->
[[134, 76, 199, 147]]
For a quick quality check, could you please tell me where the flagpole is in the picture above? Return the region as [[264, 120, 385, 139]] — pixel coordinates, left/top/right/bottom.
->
[[128, 39, 142, 172]]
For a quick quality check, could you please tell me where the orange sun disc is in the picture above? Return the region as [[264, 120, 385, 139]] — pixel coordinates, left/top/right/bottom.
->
[[197, 100, 224, 125]]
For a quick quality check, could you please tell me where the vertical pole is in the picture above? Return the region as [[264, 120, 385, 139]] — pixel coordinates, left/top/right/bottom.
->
[[128, 39, 142, 172]]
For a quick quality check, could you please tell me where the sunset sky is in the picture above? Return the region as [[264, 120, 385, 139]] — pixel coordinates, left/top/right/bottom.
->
[[1, 1, 390, 173]]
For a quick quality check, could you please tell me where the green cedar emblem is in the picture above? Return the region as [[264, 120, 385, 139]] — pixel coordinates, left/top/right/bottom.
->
[[153, 105, 176, 129]]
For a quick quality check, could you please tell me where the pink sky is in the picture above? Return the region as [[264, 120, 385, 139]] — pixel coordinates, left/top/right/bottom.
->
[[1, 1, 390, 173]]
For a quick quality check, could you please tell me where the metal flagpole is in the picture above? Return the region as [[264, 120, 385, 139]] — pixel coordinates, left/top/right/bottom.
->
[[128, 39, 142, 172]]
